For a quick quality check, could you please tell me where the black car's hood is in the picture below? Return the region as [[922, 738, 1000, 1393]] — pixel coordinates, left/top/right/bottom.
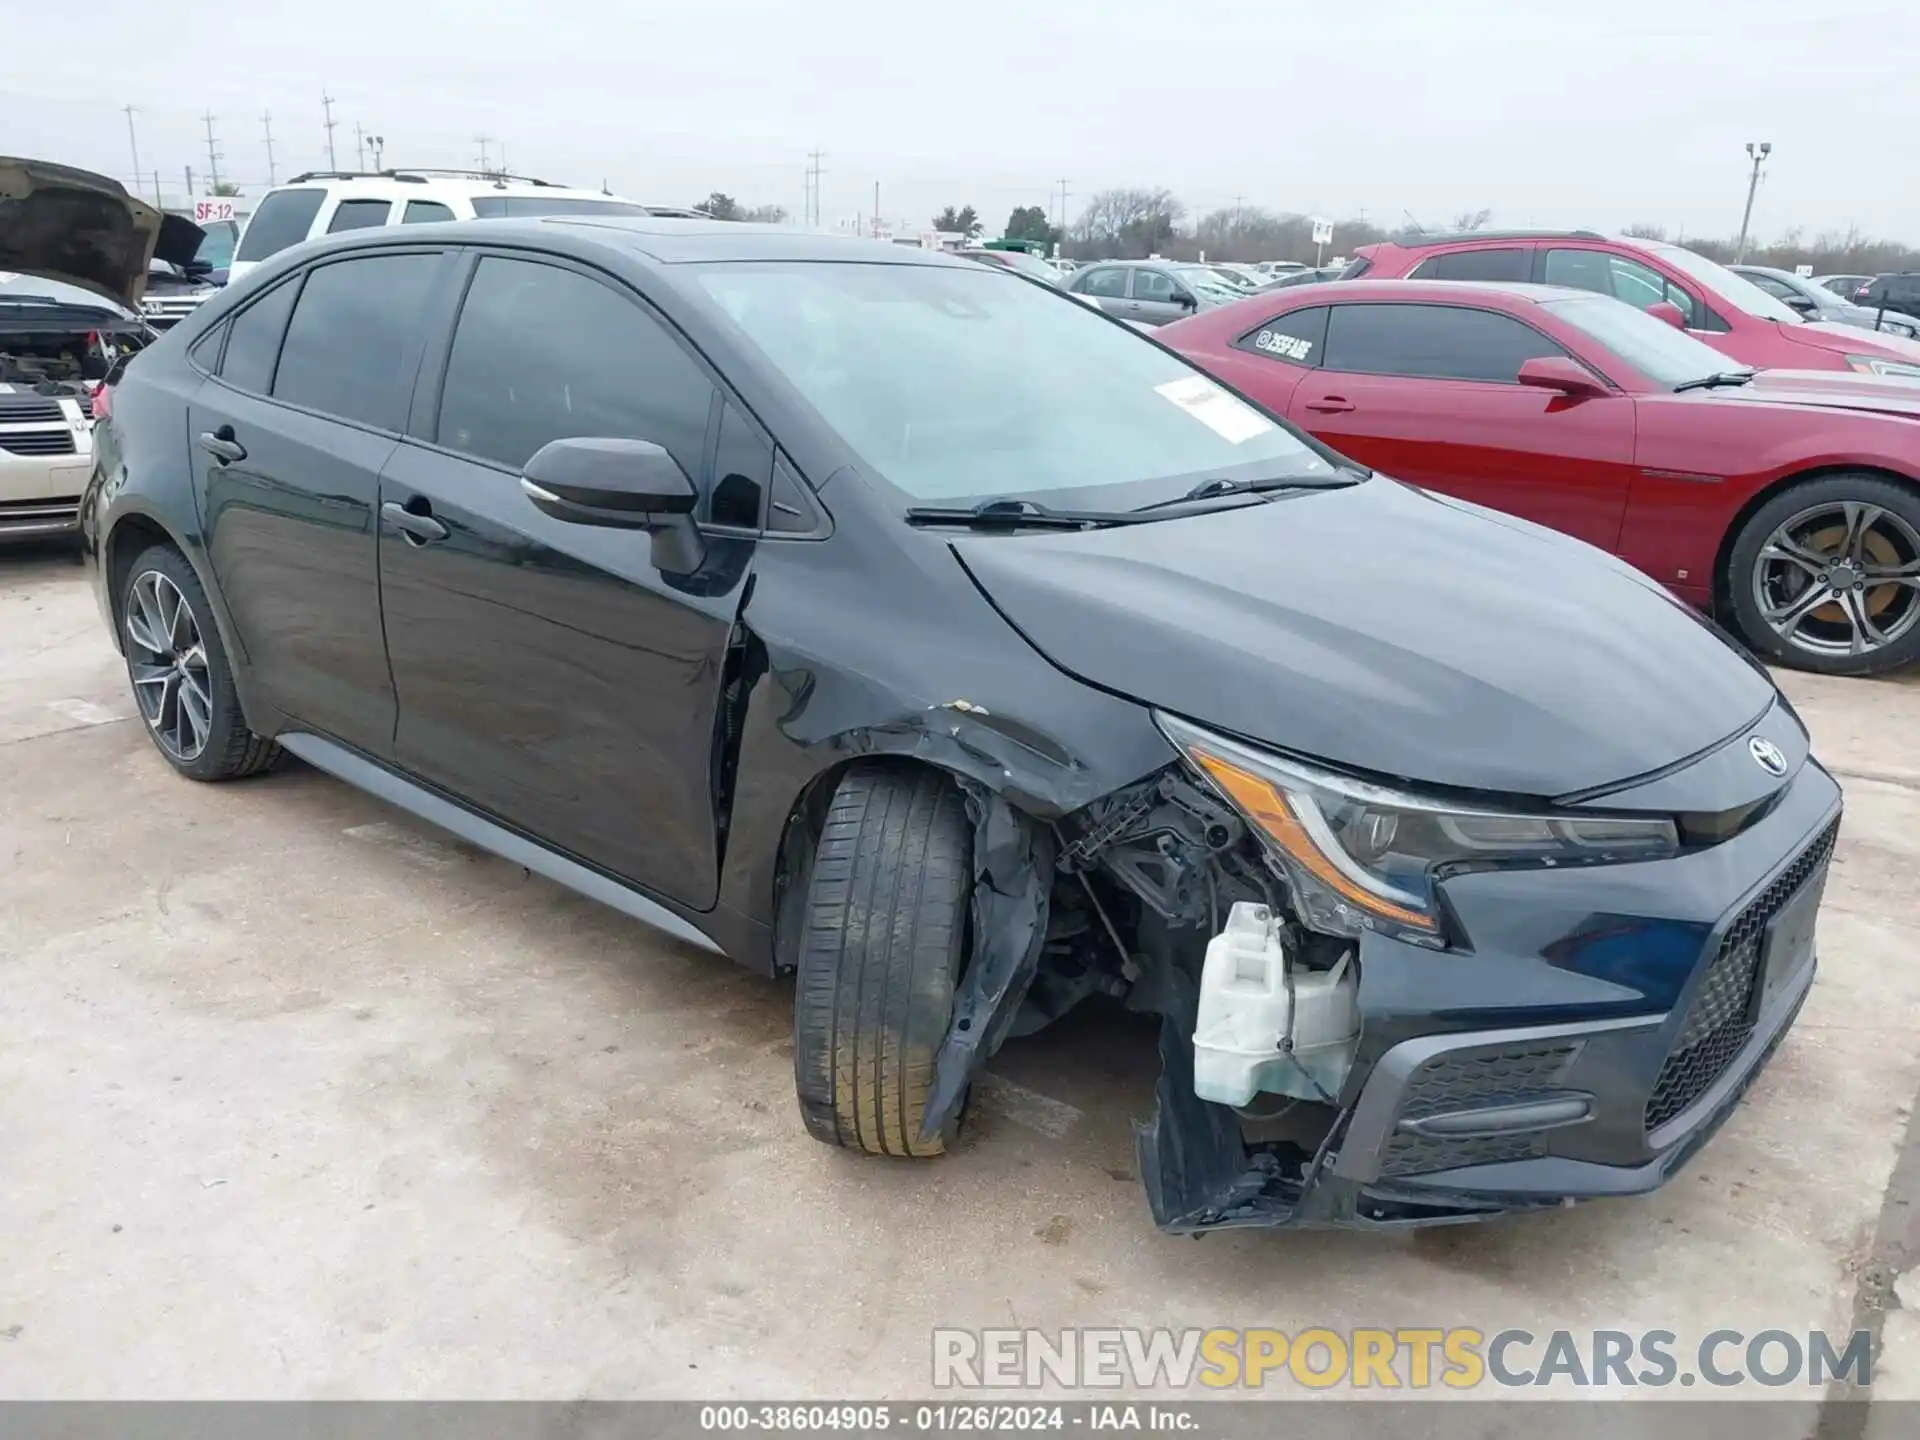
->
[[0, 156, 203, 311], [953, 477, 1775, 798]]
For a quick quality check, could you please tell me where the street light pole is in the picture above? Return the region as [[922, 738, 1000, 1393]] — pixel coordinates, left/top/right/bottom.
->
[[1735, 141, 1771, 263]]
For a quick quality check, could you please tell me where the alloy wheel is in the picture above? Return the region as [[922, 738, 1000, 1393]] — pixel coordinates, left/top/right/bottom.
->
[[125, 570, 213, 762], [1752, 500, 1920, 660]]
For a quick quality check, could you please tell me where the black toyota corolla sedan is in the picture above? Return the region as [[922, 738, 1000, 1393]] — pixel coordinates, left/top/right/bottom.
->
[[71, 201, 1840, 1232]]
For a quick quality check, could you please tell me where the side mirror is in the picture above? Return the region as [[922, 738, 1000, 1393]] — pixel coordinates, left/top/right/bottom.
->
[[1645, 300, 1687, 330], [1784, 293, 1817, 315], [521, 436, 705, 573], [1174, 292, 1198, 308], [1516, 355, 1610, 399]]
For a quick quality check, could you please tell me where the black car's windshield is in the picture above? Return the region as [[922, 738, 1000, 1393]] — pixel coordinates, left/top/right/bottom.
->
[[695, 260, 1336, 506], [1543, 295, 1740, 389]]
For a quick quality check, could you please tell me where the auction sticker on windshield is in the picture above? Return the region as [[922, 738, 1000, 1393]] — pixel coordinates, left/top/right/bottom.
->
[[1154, 375, 1275, 444]]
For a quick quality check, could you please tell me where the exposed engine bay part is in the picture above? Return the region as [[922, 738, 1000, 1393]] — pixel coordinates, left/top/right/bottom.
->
[[0, 155, 203, 311], [1192, 902, 1356, 1108], [0, 328, 145, 391]]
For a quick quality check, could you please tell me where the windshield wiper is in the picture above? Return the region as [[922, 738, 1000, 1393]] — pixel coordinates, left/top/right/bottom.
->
[[1673, 370, 1756, 392], [903, 497, 1150, 531], [1130, 469, 1367, 513]]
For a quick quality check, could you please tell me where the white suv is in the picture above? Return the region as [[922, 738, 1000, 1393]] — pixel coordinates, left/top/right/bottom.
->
[[229, 170, 664, 281]]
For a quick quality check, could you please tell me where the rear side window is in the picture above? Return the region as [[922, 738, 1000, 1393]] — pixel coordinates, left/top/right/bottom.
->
[[435, 256, 715, 474], [403, 201, 457, 224], [233, 188, 326, 262], [1236, 306, 1327, 366], [218, 277, 301, 393], [1323, 303, 1564, 382], [326, 200, 392, 233], [1410, 248, 1529, 282], [271, 254, 440, 430]]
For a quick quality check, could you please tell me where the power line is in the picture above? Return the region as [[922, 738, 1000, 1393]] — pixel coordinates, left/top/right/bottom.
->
[[202, 111, 223, 191], [321, 91, 338, 171], [261, 111, 276, 186]]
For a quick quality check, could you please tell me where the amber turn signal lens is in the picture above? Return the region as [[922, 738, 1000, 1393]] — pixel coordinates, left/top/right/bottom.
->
[[1187, 746, 1438, 933]]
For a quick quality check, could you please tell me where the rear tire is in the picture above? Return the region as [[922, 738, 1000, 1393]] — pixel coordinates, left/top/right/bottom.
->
[[1724, 473, 1920, 676], [120, 544, 281, 781], [792, 763, 972, 1158]]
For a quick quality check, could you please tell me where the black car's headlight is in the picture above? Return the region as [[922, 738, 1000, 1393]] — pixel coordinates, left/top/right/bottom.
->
[[1157, 714, 1679, 948]]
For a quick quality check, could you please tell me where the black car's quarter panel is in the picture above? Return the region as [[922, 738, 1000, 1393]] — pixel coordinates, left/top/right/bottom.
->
[[194, 384, 400, 753], [376, 444, 743, 910]]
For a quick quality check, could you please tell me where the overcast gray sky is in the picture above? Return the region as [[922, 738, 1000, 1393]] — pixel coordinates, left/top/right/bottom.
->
[[5, 0, 1917, 243]]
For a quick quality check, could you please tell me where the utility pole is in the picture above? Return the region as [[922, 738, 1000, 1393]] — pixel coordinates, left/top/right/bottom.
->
[[474, 135, 493, 175], [122, 106, 142, 196], [321, 91, 339, 170], [201, 111, 222, 191], [805, 149, 825, 227], [354, 122, 366, 171], [261, 110, 277, 185], [1734, 141, 1772, 263], [184, 165, 195, 202]]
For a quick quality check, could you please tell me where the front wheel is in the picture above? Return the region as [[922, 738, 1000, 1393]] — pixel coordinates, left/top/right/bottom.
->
[[120, 544, 281, 780], [1724, 474, 1920, 676]]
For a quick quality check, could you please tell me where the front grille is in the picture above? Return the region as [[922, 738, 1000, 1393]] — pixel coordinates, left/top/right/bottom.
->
[[0, 395, 69, 424], [1379, 1040, 1579, 1177], [0, 429, 77, 457], [1381, 1132, 1545, 1178], [1645, 820, 1839, 1132], [0, 496, 80, 530]]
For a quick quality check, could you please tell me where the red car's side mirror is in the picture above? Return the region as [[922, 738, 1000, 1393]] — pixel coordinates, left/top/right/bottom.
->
[[1516, 355, 1611, 399], [1646, 300, 1688, 330]]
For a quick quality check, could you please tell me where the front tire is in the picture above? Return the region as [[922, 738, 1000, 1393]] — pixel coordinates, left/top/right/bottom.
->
[[792, 763, 972, 1158], [120, 544, 280, 780], [1724, 473, 1920, 676]]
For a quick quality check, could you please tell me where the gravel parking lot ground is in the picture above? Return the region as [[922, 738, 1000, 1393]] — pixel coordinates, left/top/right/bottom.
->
[[3, 543, 1920, 1409]]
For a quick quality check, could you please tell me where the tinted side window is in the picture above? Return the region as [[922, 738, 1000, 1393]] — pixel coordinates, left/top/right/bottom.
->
[[435, 257, 715, 475], [1411, 247, 1529, 282], [327, 200, 392, 233], [1133, 270, 1178, 302], [1323, 303, 1563, 382], [1235, 306, 1328, 366], [233, 188, 326, 262], [1542, 248, 1613, 294], [271, 255, 439, 429], [1077, 268, 1127, 298], [218, 277, 301, 393], [403, 201, 456, 224], [1607, 255, 1696, 326]]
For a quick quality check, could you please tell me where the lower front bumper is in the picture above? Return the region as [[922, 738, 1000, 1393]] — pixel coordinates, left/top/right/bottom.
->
[[1137, 765, 1840, 1233], [0, 495, 82, 540]]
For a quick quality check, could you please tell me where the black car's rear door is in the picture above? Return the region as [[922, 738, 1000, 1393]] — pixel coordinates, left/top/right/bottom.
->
[[376, 250, 756, 910], [191, 250, 448, 754]]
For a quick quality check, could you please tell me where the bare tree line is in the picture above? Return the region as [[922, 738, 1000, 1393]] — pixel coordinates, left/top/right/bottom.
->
[[1054, 188, 1920, 273]]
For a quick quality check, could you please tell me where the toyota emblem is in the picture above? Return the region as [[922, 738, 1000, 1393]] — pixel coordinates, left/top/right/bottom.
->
[[1749, 736, 1789, 777]]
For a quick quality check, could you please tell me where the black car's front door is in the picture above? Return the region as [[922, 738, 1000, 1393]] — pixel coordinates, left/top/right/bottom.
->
[[377, 252, 756, 910], [192, 251, 446, 753]]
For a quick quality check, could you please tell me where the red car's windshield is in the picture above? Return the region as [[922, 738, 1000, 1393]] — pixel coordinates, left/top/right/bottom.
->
[[1543, 296, 1736, 388]]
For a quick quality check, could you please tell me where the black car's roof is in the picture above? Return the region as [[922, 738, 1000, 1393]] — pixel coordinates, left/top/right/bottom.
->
[[351, 215, 972, 267]]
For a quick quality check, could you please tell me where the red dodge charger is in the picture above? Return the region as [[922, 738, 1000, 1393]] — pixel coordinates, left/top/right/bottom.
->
[[1162, 280, 1920, 675]]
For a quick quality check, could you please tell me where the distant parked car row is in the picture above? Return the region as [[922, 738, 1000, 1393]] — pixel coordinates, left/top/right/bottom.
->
[[1730, 265, 1919, 340]]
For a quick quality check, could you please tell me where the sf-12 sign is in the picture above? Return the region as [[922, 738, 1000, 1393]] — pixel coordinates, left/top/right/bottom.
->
[[193, 197, 238, 224]]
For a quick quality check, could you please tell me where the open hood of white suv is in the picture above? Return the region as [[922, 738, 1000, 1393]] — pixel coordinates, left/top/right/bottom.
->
[[0, 157, 203, 311]]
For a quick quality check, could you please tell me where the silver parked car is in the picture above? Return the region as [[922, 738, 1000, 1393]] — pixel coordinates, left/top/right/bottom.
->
[[1731, 264, 1920, 340], [1066, 260, 1241, 326]]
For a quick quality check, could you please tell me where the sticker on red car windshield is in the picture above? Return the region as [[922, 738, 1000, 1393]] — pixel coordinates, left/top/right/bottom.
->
[[1154, 375, 1274, 444], [1254, 329, 1313, 361]]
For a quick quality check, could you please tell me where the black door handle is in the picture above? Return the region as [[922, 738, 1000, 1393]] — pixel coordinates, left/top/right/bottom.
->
[[196, 427, 246, 464], [381, 499, 448, 545]]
